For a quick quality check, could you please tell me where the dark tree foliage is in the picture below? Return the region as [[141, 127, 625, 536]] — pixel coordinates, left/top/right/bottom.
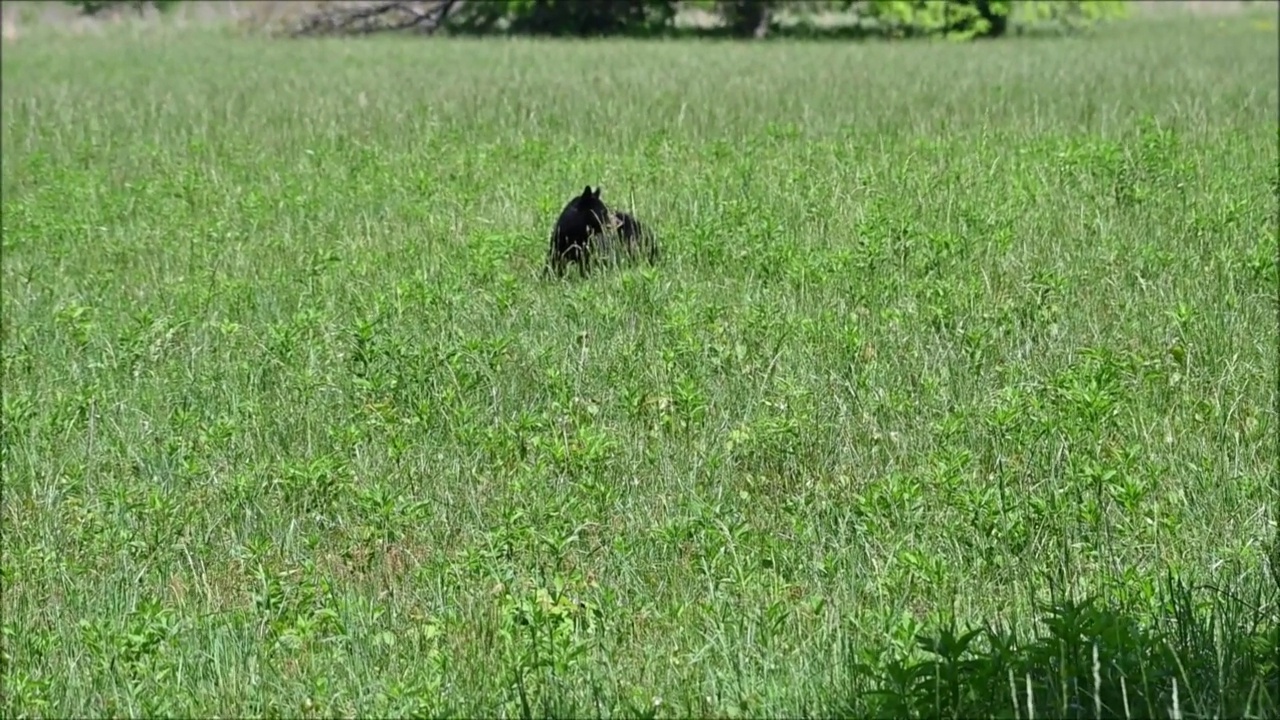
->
[[716, 0, 773, 39], [61, 0, 1126, 41], [66, 0, 180, 15]]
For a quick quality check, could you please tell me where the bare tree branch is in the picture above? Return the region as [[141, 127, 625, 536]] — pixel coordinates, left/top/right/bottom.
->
[[291, 0, 457, 38]]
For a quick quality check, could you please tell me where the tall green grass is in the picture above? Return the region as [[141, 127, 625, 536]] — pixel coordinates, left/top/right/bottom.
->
[[2, 14, 1277, 718]]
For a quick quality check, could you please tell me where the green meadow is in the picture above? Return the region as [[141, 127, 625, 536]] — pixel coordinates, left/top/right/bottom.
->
[[2, 11, 1277, 718]]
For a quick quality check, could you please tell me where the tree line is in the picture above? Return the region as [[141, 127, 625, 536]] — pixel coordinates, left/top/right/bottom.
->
[[65, 1, 1130, 41]]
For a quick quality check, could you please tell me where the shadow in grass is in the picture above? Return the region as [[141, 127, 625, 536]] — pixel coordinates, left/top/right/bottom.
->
[[440, 23, 1090, 42], [826, 572, 1279, 719], [436, 13, 1097, 42]]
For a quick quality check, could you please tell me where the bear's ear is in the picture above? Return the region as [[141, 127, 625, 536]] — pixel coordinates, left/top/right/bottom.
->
[[591, 186, 602, 199], [582, 185, 595, 198]]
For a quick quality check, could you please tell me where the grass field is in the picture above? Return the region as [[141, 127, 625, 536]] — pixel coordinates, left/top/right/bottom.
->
[[2, 10, 1278, 718]]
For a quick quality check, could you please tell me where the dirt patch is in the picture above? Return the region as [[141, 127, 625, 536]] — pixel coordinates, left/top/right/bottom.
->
[[1131, 0, 1278, 15], [0, 0, 308, 39]]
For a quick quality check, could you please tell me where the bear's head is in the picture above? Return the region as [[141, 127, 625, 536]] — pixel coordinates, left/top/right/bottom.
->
[[570, 185, 617, 231]]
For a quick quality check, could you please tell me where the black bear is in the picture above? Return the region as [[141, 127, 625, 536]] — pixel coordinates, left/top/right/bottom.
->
[[545, 186, 659, 279], [546, 185, 612, 279], [611, 208, 659, 266]]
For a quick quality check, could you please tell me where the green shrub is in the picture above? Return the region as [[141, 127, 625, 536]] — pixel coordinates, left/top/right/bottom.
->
[[858, 0, 1128, 40]]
